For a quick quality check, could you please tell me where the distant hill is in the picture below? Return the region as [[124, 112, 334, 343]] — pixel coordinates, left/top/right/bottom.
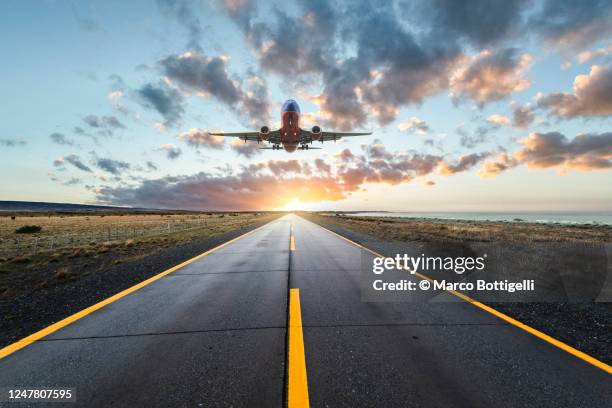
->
[[0, 200, 149, 213]]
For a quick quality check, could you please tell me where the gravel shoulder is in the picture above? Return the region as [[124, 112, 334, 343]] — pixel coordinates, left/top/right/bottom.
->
[[301, 213, 612, 365], [0, 214, 281, 348]]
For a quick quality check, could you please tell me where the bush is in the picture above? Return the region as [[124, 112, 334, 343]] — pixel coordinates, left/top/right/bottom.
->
[[15, 225, 42, 234], [55, 267, 71, 280]]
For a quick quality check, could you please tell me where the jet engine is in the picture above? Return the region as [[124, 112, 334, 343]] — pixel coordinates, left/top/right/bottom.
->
[[259, 126, 270, 141], [311, 125, 322, 141]]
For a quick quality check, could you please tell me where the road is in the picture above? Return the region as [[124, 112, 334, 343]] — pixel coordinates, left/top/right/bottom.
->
[[0, 214, 609, 407]]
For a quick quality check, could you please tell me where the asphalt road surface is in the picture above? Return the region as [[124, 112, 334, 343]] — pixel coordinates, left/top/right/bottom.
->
[[0, 215, 609, 407]]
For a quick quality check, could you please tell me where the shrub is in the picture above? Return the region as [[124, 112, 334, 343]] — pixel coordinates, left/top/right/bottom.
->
[[15, 225, 42, 234], [55, 267, 71, 280], [10, 256, 31, 264]]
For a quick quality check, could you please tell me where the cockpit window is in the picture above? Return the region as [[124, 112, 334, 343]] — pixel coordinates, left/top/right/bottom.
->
[[282, 100, 301, 113]]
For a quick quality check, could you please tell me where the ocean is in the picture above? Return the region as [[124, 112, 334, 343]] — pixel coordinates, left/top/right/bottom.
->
[[348, 212, 612, 225]]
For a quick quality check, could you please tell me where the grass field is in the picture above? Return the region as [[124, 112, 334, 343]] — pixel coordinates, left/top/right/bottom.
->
[[309, 213, 612, 243], [0, 212, 276, 259], [0, 211, 281, 299]]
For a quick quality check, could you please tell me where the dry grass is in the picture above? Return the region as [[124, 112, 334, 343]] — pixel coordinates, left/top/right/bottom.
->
[[0, 212, 281, 298], [0, 212, 276, 259], [307, 214, 612, 243]]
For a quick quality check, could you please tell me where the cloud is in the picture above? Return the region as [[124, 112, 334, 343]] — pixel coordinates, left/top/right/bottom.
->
[[314, 158, 331, 175], [515, 131, 612, 170], [0, 138, 26, 147], [398, 117, 430, 134], [529, 0, 612, 52], [63, 177, 82, 186], [178, 128, 225, 149], [55, 154, 92, 172], [216, 0, 612, 130], [49, 133, 75, 146], [82, 114, 127, 137], [487, 114, 510, 126], [159, 52, 271, 124], [146, 161, 159, 171], [96, 171, 346, 211], [220, 1, 540, 128], [458, 124, 498, 148], [94, 157, 131, 175], [336, 148, 355, 164], [231, 0, 337, 77], [157, 0, 203, 51], [437, 152, 490, 175], [450, 49, 532, 107], [96, 141, 494, 210], [77, 18, 102, 32], [536, 65, 612, 118], [459, 128, 488, 148], [479, 153, 519, 178], [83, 115, 126, 129], [416, 0, 527, 47], [223, 0, 462, 129], [108, 90, 130, 115], [48, 173, 82, 186], [157, 144, 182, 160], [266, 159, 309, 175], [511, 102, 535, 129], [480, 131, 612, 176], [230, 138, 260, 158], [137, 81, 185, 127], [335, 142, 448, 188], [577, 44, 612, 64]]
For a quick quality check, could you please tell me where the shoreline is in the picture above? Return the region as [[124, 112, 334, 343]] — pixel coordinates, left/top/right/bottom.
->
[[324, 212, 612, 226]]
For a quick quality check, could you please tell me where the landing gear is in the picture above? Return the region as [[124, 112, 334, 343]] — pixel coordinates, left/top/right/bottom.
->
[[298, 144, 309, 150], [272, 144, 281, 150]]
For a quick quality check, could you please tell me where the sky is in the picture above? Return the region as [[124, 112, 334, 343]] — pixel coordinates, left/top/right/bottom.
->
[[0, 0, 611, 212]]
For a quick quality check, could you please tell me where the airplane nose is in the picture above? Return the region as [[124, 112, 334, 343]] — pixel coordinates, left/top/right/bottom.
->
[[283, 143, 297, 153]]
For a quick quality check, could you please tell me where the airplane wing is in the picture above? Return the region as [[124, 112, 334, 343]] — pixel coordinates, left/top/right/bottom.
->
[[300, 130, 372, 144], [210, 130, 281, 145]]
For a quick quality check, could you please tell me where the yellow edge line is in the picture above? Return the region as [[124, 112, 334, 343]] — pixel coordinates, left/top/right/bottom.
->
[[0, 222, 270, 360], [316, 221, 612, 375], [288, 288, 310, 407]]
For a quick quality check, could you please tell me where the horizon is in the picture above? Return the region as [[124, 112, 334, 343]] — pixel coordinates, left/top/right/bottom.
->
[[2, 199, 612, 215]]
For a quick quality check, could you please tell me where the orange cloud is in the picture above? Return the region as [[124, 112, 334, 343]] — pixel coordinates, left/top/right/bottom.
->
[[480, 132, 612, 177], [178, 128, 225, 149], [450, 49, 532, 106], [537, 65, 612, 118], [479, 153, 518, 178]]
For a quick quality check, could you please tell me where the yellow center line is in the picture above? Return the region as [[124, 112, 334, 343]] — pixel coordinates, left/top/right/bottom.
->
[[288, 288, 310, 407], [290, 223, 296, 251], [315, 220, 612, 375], [0, 222, 271, 360]]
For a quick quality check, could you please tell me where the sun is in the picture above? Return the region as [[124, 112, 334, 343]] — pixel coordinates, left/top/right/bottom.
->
[[280, 198, 302, 212]]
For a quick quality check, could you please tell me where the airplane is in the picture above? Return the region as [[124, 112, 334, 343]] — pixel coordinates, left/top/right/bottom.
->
[[210, 99, 372, 152]]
